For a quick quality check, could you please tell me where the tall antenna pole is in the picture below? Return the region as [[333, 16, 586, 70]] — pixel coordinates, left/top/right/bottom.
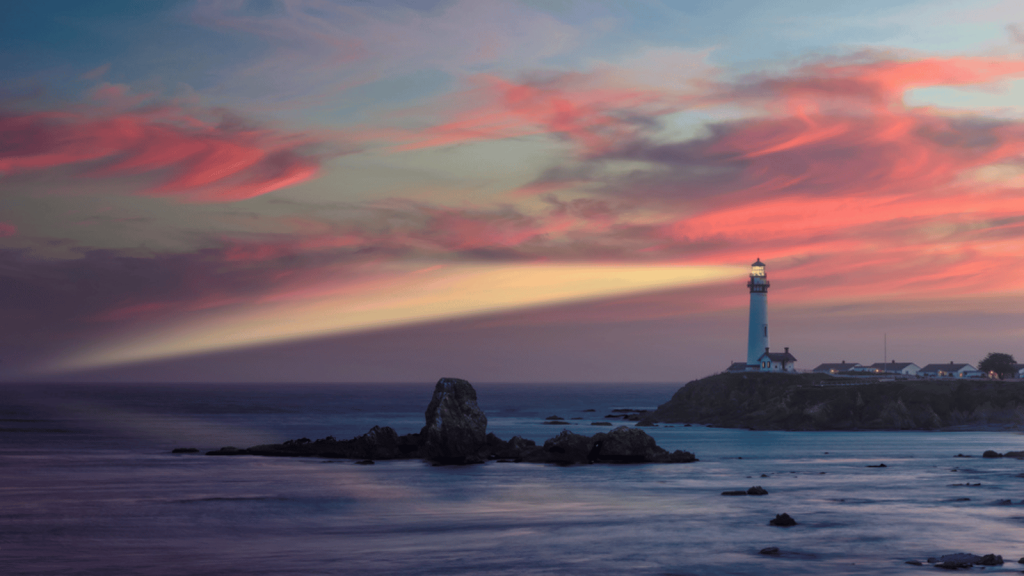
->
[[884, 333, 887, 366]]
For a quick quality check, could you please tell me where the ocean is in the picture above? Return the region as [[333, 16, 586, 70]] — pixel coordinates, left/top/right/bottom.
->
[[2, 382, 1023, 575]]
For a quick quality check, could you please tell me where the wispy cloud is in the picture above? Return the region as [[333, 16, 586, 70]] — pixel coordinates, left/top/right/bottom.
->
[[0, 102, 337, 202]]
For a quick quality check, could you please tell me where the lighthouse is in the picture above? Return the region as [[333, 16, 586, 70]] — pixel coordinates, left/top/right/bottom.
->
[[746, 258, 769, 369]]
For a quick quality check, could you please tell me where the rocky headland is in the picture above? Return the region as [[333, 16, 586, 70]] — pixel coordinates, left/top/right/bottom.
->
[[638, 372, 1024, 431], [208, 377, 697, 465]]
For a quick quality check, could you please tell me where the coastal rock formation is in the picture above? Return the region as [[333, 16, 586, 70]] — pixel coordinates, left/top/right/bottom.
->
[[526, 426, 697, 465], [982, 450, 1024, 459], [485, 434, 537, 460], [421, 377, 488, 464], [205, 378, 697, 466], [639, 372, 1024, 430], [240, 425, 421, 459]]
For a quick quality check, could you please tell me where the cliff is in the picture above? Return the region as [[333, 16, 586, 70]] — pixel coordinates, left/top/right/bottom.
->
[[639, 372, 1024, 430]]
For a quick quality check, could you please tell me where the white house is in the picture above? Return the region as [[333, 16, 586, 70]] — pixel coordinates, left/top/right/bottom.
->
[[812, 361, 861, 374], [869, 361, 921, 376], [758, 347, 797, 372], [919, 362, 977, 378], [851, 364, 882, 373]]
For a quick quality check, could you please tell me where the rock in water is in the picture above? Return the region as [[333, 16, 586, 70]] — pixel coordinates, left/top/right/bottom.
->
[[747, 486, 769, 495], [596, 426, 662, 463], [769, 513, 797, 527], [421, 378, 488, 464], [760, 547, 780, 555], [977, 554, 1003, 566], [928, 553, 988, 569]]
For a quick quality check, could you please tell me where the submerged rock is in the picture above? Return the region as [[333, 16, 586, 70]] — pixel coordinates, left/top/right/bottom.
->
[[760, 547, 780, 555], [421, 377, 488, 464], [171, 447, 199, 454], [721, 490, 747, 496]]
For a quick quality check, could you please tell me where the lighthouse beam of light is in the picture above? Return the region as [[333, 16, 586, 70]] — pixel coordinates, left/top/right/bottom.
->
[[46, 262, 742, 374]]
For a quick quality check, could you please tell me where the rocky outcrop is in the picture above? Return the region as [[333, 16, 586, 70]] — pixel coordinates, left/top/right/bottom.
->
[[485, 434, 537, 460], [241, 426, 421, 459], [769, 513, 796, 527], [982, 449, 1024, 459], [205, 377, 697, 466], [925, 553, 1003, 569], [420, 377, 489, 464], [520, 426, 697, 465], [639, 372, 1024, 430]]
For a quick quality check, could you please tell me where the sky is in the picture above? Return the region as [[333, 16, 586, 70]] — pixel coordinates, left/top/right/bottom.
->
[[3, 0, 1024, 383]]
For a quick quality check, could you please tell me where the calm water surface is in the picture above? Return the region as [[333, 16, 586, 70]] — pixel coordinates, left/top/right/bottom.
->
[[2, 382, 1023, 575]]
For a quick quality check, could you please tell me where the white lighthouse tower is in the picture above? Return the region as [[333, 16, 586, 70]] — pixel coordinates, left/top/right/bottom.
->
[[746, 258, 769, 369]]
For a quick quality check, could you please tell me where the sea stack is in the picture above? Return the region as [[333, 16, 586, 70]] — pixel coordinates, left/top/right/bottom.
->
[[421, 377, 488, 464]]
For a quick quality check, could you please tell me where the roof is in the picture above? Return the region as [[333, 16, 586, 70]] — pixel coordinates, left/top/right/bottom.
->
[[759, 351, 796, 362], [813, 362, 860, 372], [869, 362, 919, 370], [726, 362, 748, 372], [751, 258, 764, 267], [920, 363, 975, 373]]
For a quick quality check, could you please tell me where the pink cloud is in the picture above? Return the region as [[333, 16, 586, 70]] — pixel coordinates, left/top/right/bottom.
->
[[372, 54, 1024, 306], [390, 73, 684, 155], [80, 63, 111, 80], [42, 53, 1024, 346], [0, 222, 16, 237], [0, 105, 329, 202]]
